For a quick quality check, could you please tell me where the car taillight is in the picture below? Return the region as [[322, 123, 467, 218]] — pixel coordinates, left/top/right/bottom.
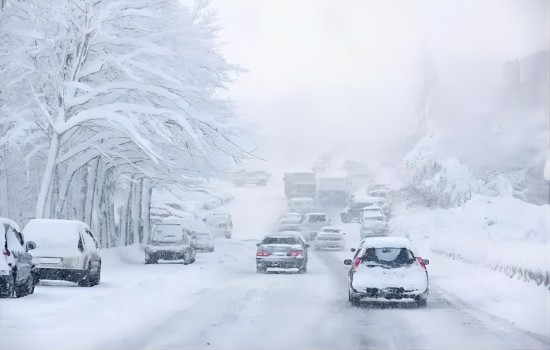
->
[[354, 257, 361, 268], [417, 257, 427, 270], [289, 250, 303, 257], [78, 238, 84, 253], [256, 250, 271, 257]]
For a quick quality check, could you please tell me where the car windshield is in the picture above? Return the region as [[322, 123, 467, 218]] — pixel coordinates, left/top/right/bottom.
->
[[151, 225, 183, 244], [318, 234, 342, 240], [261, 237, 300, 245], [306, 214, 327, 222], [362, 248, 415, 266]]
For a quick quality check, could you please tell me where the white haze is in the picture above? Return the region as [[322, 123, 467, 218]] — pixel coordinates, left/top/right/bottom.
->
[[213, 0, 549, 168]]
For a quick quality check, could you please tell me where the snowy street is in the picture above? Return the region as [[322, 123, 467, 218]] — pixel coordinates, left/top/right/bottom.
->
[[1, 183, 548, 350]]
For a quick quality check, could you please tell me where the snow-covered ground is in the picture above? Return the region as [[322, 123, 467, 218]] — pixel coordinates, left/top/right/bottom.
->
[[1, 181, 548, 349]]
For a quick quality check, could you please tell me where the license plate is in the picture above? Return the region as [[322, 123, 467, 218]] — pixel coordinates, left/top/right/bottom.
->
[[39, 257, 62, 265]]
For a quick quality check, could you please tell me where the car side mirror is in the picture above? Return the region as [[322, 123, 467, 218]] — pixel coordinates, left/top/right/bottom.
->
[[26, 241, 36, 251], [344, 259, 352, 265], [350, 248, 356, 252], [256, 243, 260, 247], [422, 259, 430, 265], [343, 232, 346, 235], [305, 243, 310, 248]]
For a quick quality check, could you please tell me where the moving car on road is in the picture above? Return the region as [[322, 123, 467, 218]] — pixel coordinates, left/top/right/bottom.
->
[[345, 237, 429, 307], [314, 227, 345, 250], [145, 223, 196, 264], [1, 218, 36, 298], [205, 210, 233, 238], [23, 219, 101, 287], [256, 234, 309, 274], [360, 211, 389, 238]]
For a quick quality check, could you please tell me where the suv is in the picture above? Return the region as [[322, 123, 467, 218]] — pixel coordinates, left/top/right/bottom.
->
[[344, 237, 429, 307], [302, 212, 330, 241], [1, 218, 36, 298], [23, 219, 101, 287], [145, 223, 196, 264]]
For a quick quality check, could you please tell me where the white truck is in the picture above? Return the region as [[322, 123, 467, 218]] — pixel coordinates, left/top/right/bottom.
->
[[284, 172, 316, 199], [316, 173, 350, 208]]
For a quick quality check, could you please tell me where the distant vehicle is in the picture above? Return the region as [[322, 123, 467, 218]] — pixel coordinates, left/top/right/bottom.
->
[[256, 234, 309, 274], [344, 237, 429, 307], [314, 227, 345, 251], [277, 217, 302, 226], [145, 223, 196, 264], [341, 195, 390, 222], [23, 219, 101, 287], [302, 212, 330, 240], [284, 172, 316, 199], [205, 210, 233, 238], [168, 218, 214, 252], [361, 207, 386, 221], [1, 218, 36, 298], [230, 170, 271, 186], [316, 174, 350, 208], [278, 212, 303, 222], [276, 223, 306, 235], [360, 212, 389, 239], [287, 197, 315, 214]]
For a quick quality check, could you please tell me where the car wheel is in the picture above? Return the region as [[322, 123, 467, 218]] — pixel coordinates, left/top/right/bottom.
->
[[341, 214, 350, 223], [416, 298, 427, 308], [15, 275, 33, 298], [349, 288, 360, 306], [256, 266, 267, 274], [78, 265, 93, 287], [0, 276, 14, 298], [298, 265, 307, 274], [89, 263, 101, 286]]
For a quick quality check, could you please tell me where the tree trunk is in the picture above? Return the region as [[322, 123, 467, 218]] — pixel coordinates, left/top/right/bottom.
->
[[131, 178, 143, 244], [36, 132, 60, 218], [84, 157, 99, 226], [141, 178, 152, 245]]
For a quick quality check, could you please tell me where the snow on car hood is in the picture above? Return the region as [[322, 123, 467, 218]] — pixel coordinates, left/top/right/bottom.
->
[[352, 264, 428, 291]]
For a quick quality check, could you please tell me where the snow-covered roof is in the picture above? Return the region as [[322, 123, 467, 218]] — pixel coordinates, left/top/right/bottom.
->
[[319, 226, 342, 232], [23, 219, 89, 244], [360, 236, 412, 249], [0, 217, 21, 232]]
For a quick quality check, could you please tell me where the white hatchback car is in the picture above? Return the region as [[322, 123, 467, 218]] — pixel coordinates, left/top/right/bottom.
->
[[23, 219, 101, 287], [344, 237, 429, 307]]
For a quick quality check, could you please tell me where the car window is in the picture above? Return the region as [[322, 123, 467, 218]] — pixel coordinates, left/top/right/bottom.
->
[[86, 229, 99, 249], [262, 237, 299, 245], [82, 229, 97, 252], [362, 248, 415, 266]]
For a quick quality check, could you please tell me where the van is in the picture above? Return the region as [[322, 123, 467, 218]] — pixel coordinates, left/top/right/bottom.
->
[[23, 219, 101, 287]]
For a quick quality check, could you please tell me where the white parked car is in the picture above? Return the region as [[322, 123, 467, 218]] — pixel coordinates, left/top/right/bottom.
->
[[344, 237, 429, 307], [314, 227, 345, 250], [205, 210, 233, 238], [23, 219, 101, 287], [145, 223, 197, 264], [167, 218, 214, 252]]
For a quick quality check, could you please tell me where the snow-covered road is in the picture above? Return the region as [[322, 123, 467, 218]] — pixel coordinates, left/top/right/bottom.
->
[[1, 183, 548, 349]]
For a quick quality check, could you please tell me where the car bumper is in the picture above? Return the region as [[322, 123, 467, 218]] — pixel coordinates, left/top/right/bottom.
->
[[35, 268, 86, 283], [256, 257, 305, 269], [146, 250, 185, 260], [351, 285, 428, 302], [315, 242, 344, 250]]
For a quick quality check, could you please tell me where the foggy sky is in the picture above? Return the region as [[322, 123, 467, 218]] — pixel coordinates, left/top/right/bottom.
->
[[212, 0, 549, 168]]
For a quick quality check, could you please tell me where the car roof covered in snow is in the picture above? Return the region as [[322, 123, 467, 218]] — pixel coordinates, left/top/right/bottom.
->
[[353, 196, 386, 203], [0, 217, 21, 232], [23, 219, 89, 243], [165, 218, 210, 234], [319, 226, 343, 234], [360, 236, 413, 249]]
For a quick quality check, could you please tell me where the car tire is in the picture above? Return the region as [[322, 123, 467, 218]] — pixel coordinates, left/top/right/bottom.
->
[[298, 265, 307, 274], [341, 214, 350, 223], [89, 263, 101, 286], [416, 298, 427, 308], [15, 275, 33, 298], [349, 289, 360, 306], [78, 265, 93, 287], [256, 266, 267, 274]]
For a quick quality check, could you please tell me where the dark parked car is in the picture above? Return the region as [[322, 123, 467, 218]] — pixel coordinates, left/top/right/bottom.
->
[[1, 218, 36, 298], [145, 223, 197, 264]]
